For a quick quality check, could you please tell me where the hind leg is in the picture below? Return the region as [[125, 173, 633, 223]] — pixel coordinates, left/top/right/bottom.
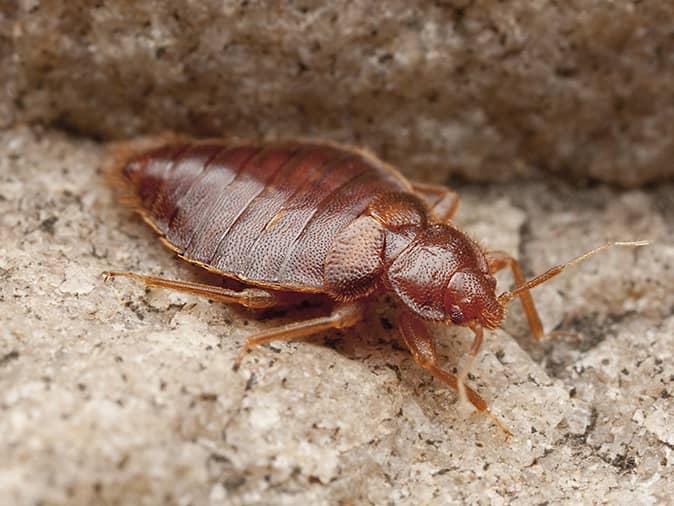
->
[[102, 271, 279, 309], [411, 181, 460, 223]]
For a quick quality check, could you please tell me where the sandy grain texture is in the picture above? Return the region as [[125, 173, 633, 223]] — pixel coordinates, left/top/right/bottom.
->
[[1, 127, 672, 505]]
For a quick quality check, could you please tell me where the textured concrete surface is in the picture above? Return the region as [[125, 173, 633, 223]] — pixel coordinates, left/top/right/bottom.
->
[[2, 1, 674, 186], [1, 126, 672, 505]]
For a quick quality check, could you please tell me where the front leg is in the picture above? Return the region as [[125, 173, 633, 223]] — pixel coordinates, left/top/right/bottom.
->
[[485, 250, 545, 339], [398, 311, 511, 439]]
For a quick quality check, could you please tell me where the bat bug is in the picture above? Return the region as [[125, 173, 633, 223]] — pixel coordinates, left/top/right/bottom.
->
[[103, 135, 648, 439]]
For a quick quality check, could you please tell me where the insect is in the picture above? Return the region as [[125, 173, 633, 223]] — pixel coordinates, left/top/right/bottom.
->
[[103, 136, 647, 438]]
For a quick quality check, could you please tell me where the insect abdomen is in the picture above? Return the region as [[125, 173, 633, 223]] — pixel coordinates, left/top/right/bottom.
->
[[121, 141, 409, 290]]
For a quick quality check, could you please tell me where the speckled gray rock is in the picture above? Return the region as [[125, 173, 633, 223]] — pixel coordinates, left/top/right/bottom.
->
[[3, 1, 674, 186], [1, 126, 672, 505]]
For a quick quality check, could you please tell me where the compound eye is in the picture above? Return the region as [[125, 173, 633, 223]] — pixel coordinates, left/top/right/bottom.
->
[[448, 304, 464, 324]]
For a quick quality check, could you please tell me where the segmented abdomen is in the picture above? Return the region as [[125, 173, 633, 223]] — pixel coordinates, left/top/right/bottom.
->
[[122, 141, 410, 291]]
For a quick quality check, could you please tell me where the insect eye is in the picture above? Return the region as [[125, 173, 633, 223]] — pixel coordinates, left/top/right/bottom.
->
[[449, 305, 464, 324]]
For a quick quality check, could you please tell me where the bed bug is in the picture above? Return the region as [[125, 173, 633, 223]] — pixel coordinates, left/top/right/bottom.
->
[[103, 136, 647, 438]]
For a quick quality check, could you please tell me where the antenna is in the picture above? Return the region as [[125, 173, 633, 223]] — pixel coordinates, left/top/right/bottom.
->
[[497, 240, 651, 306]]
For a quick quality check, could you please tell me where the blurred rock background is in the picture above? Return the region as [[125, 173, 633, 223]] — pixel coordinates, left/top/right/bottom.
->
[[1, 2, 673, 505], [2, 0, 674, 185]]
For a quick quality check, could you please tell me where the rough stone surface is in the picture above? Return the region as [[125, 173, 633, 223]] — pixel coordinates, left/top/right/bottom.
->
[[2, 1, 674, 186], [1, 126, 672, 505]]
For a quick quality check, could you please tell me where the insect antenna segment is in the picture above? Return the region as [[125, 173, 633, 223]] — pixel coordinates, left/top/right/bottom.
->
[[497, 240, 651, 306]]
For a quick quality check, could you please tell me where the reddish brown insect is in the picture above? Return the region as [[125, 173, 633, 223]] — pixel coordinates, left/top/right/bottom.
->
[[104, 136, 647, 438]]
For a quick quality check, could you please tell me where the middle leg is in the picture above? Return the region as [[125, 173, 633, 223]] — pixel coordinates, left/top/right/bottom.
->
[[234, 302, 364, 368]]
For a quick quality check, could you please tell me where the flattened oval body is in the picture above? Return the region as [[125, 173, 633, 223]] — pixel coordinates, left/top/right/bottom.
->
[[118, 140, 413, 292]]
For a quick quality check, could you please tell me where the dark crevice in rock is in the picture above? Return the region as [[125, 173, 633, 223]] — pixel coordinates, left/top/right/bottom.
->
[[0, 350, 20, 368]]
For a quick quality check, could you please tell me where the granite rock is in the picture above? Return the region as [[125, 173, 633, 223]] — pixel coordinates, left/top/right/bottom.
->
[[2, 1, 674, 186], [1, 126, 672, 505]]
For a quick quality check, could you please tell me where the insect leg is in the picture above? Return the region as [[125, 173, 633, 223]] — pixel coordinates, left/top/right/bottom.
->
[[234, 302, 363, 368], [398, 311, 511, 439], [485, 251, 545, 340], [411, 181, 460, 222], [456, 322, 485, 409], [102, 271, 278, 309]]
